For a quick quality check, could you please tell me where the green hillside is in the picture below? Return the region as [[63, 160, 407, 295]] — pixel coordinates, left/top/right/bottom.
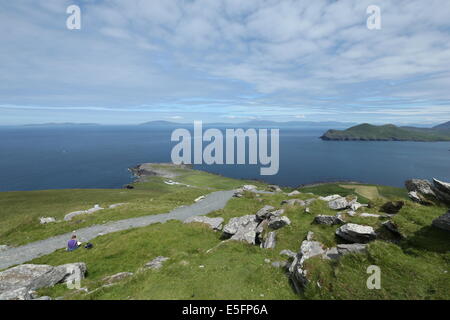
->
[[1, 166, 448, 300], [321, 123, 450, 141]]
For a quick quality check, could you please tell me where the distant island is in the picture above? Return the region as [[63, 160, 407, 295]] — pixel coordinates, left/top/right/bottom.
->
[[320, 121, 450, 141]]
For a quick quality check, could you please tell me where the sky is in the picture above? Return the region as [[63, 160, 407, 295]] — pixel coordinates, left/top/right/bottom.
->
[[1, 0, 450, 125]]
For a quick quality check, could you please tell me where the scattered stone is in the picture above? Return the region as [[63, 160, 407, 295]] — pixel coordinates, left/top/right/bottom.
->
[[304, 207, 311, 214], [0, 263, 87, 300], [329, 197, 357, 210], [222, 215, 259, 244], [268, 216, 291, 230], [379, 201, 404, 214], [335, 223, 377, 243], [144, 256, 169, 269], [268, 185, 282, 192], [56, 263, 87, 284], [242, 185, 257, 191], [39, 217, 56, 224], [102, 272, 134, 285], [184, 216, 224, 230], [382, 221, 405, 238], [306, 231, 315, 241], [298, 240, 325, 265], [319, 195, 341, 201], [264, 259, 271, 264], [280, 249, 296, 259], [360, 213, 381, 218], [432, 211, 450, 232], [287, 190, 301, 196], [336, 243, 367, 255], [261, 231, 276, 249], [313, 215, 344, 225], [255, 205, 275, 220]]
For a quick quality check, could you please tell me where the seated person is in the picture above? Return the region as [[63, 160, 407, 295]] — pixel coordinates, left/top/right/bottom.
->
[[67, 235, 81, 251]]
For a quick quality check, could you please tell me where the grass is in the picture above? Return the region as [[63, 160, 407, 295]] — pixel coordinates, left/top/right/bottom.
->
[[2, 167, 449, 300]]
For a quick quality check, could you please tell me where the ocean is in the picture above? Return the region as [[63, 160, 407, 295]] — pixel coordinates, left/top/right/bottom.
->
[[0, 125, 449, 191]]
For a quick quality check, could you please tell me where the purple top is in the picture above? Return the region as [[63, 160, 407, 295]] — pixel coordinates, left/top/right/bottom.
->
[[68, 239, 78, 250]]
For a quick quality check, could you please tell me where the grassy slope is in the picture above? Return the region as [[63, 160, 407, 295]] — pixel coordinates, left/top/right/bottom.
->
[[0, 167, 260, 246], [25, 176, 449, 300], [321, 123, 450, 141]]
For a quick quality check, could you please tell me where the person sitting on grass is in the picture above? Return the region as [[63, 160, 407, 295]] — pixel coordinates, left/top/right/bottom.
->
[[67, 234, 81, 252]]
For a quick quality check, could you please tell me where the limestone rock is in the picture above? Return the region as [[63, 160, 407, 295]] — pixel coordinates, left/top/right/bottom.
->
[[336, 243, 367, 255], [268, 216, 291, 230], [360, 213, 381, 218], [313, 215, 344, 225], [335, 223, 376, 243], [255, 205, 275, 220], [287, 190, 301, 196], [223, 215, 259, 244], [328, 197, 356, 210], [184, 216, 224, 230], [319, 195, 341, 201], [322, 247, 339, 260], [268, 185, 282, 192], [261, 231, 276, 249], [39, 217, 56, 224], [56, 263, 87, 284], [432, 211, 450, 232]]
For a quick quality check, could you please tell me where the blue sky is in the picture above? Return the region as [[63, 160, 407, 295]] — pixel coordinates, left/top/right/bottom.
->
[[1, 0, 450, 125]]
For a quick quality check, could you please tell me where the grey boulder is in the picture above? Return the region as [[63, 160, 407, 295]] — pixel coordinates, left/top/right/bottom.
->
[[335, 223, 376, 243], [432, 211, 450, 232], [268, 216, 291, 230], [261, 231, 276, 249], [313, 215, 344, 225], [336, 243, 367, 255], [255, 205, 275, 220]]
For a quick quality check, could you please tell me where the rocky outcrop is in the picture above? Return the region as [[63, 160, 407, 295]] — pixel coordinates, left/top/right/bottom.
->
[[379, 201, 404, 214], [0, 263, 87, 300], [313, 215, 344, 225], [335, 223, 377, 243], [144, 256, 169, 270], [432, 211, 450, 232], [405, 178, 450, 205], [268, 185, 282, 192], [255, 205, 275, 220], [268, 216, 291, 230], [184, 216, 224, 230], [280, 249, 296, 259], [222, 215, 259, 244], [287, 190, 301, 196]]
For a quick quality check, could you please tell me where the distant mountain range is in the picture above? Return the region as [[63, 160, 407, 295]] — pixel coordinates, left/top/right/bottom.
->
[[23, 122, 99, 127], [320, 121, 450, 141], [140, 120, 357, 128]]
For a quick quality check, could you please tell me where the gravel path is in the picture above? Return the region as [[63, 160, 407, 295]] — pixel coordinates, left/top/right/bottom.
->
[[0, 190, 235, 270]]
